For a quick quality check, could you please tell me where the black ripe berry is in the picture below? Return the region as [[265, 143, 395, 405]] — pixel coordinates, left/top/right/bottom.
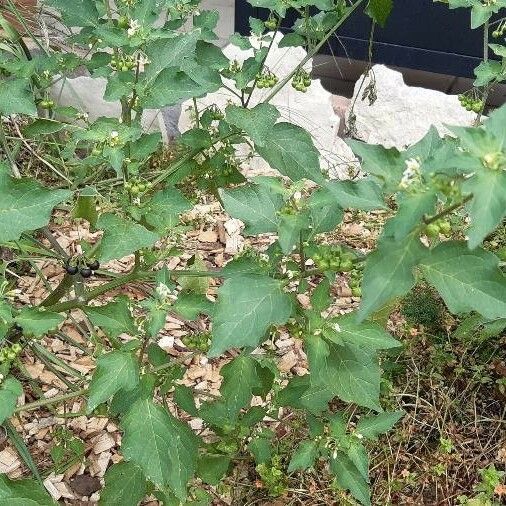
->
[[87, 259, 100, 271], [80, 267, 93, 278], [65, 263, 79, 275]]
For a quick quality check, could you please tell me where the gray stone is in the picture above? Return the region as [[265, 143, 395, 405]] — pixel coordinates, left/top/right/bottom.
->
[[346, 65, 476, 149]]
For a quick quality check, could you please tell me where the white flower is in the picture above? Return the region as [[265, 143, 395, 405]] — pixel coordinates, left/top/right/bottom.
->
[[156, 282, 171, 300], [332, 449, 338, 459], [355, 432, 364, 440], [127, 19, 141, 37], [293, 191, 302, 201], [110, 130, 119, 139], [399, 157, 421, 189], [332, 323, 341, 332]]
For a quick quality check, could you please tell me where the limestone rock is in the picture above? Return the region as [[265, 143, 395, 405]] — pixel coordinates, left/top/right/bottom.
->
[[347, 65, 476, 149], [178, 32, 357, 179], [51, 76, 172, 138]]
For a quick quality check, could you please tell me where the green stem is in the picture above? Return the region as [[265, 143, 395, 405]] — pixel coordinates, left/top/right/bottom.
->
[[40, 275, 74, 307], [423, 194, 473, 225], [263, 0, 366, 104], [13, 388, 88, 414]]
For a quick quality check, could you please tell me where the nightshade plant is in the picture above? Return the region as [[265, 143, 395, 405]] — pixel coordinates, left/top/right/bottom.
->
[[0, 0, 505, 504]]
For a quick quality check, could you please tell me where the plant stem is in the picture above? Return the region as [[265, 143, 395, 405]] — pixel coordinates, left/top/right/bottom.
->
[[423, 194, 473, 225], [13, 388, 87, 414], [40, 275, 74, 307], [263, 0, 366, 103]]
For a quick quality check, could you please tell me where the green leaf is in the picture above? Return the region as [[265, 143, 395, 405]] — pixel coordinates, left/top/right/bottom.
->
[[96, 213, 158, 262], [46, 0, 98, 26], [99, 462, 147, 506], [365, 0, 393, 27], [0, 79, 36, 116], [209, 275, 293, 357], [307, 187, 344, 236], [0, 175, 71, 243], [325, 179, 386, 211], [72, 195, 98, 227], [279, 32, 306, 48], [256, 122, 326, 184], [346, 140, 403, 192], [486, 103, 506, 150], [85, 297, 137, 340], [23, 119, 66, 137], [15, 308, 64, 337], [219, 183, 283, 235], [173, 384, 198, 416], [347, 442, 369, 480], [0, 377, 22, 424], [277, 211, 310, 254], [330, 452, 371, 506], [219, 355, 264, 417], [420, 242, 506, 319], [304, 335, 381, 412], [197, 455, 230, 485], [358, 234, 427, 321], [464, 169, 506, 249], [143, 188, 191, 233], [121, 398, 200, 499], [324, 313, 400, 350], [311, 278, 331, 312], [382, 190, 438, 241], [474, 60, 505, 86], [288, 440, 318, 473], [172, 293, 214, 320], [0, 475, 56, 506], [356, 411, 404, 440], [225, 103, 280, 147], [87, 351, 139, 413]]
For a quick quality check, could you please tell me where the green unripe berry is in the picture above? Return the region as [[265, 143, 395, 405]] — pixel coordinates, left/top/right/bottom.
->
[[137, 183, 146, 192], [425, 223, 440, 237], [492, 30, 500, 38], [340, 260, 353, 272], [439, 221, 451, 235], [130, 185, 140, 195]]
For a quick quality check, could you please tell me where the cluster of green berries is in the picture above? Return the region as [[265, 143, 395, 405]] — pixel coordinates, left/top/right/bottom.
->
[[492, 24, 505, 38], [124, 179, 153, 195], [208, 105, 224, 121], [264, 16, 277, 30], [0, 343, 22, 363], [348, 267, 363, 298], [110, 55, 136, 72], [423, 219, 452, 238], [38, 98, 55, 110], [182, 332, 211, 353], [292, 69, 312, 92], [256, 70, 279, 89], [458, 94, 484, 113], [64, 257, 100, 278], [312, 246, 354, 272]]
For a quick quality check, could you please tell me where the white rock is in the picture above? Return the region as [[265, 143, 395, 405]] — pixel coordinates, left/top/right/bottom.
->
[[178, 32, 356, 179], [51, 76, 167, 136], [346, 65, 476, 149]]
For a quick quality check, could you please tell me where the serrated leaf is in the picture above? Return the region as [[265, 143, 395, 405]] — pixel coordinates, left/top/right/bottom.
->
[[87, 351, 139, 413], [256, 122, 326, 184], [358, 234, 427, 321], [324, 313, 400, 350], [225, 103, 280, 147], [209, 275, 293, 357], [96, 213, 158, 262], [219, 184, 283, 235], [356, 411, 404, 440], [0, 475, 56, 506], [85, 297, 137, 339], [15, 308, 64, 337], [420, 241, 506, 319], [288, 440, 318, 473], [0, 377, 22, 424], [0, 175, 71, 243], [330, 452, 371, 506], [99, 462, 146, 506], [143, 188, 191, 233], [121, 398, 200, 499], [0, 79, 37, 116]]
